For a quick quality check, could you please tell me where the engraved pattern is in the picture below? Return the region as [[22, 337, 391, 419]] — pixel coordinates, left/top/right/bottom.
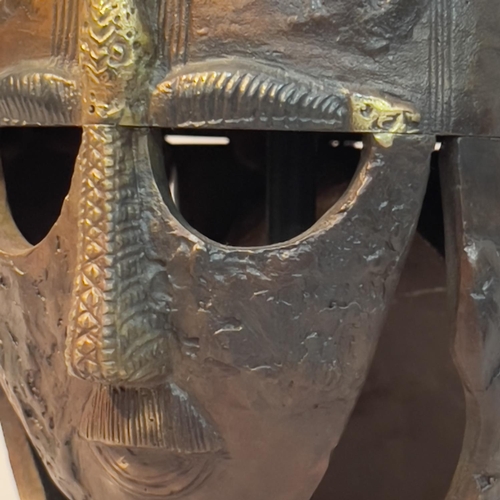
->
[[158, 0, 192, 69], [0, 68, 79, 125], [151, 61, 348, 129], [428, 0, 454, 130], [80, 0, 151, 121], [66, 125, 171, 385], [52, 0, 79, 60], [349, 93, 421, 146], [82, 383, 222, 451]]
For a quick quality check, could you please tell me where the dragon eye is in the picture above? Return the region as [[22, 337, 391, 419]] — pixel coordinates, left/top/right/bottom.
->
[[0, 127, 80, 245], [360, 105, 374, 118]]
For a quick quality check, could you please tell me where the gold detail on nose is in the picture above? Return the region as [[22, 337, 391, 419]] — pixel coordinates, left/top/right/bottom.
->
[[80, 0, 152, 124], [66, 125, 171, 386]]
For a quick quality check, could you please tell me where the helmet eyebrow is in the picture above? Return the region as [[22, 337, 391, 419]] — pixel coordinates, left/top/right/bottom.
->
[[151, 59, 350, 131], [0, 64, 80, 125]]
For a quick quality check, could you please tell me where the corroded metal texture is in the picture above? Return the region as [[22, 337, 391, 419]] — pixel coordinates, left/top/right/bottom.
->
[[0, 0, 497, 499], [0, 385, 47, 500], [313, 234, 464, 500], [0, 0, 494, 135], [0, 131, 433, 499], [441, 138, 500, 500]]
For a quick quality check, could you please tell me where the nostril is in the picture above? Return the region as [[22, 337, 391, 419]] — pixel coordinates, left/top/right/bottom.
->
[[0, 127, 81, 245]]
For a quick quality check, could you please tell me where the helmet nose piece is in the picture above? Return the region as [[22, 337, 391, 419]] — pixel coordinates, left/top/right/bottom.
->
[[66, 126, 172, 386]]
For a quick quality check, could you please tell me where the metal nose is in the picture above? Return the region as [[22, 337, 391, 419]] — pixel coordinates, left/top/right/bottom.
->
[[66, 125, 172, 386]]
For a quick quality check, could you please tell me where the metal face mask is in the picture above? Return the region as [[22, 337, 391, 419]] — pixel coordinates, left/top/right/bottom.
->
[[0, 1, 494, 499]]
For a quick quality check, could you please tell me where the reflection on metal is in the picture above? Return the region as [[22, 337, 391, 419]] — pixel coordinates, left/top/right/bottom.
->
[[79, 0, 153, 124], [0, 0, 497, 499], [0, 387, 46, 500], [165, 135, 230, 146], [67, 126, 172, 386], [0, 67, 78, 125], [81, 383, 221, 451], [442, 138, 500, 500]]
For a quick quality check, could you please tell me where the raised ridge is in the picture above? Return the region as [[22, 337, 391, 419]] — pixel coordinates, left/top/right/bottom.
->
[[66, 126, 172, 386], [82, 383, 222, 452], [151, 60, 349, 130], [0, 68, 79, 125]]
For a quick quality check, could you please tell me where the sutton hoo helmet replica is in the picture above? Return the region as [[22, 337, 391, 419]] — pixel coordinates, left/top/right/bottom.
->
[[0, 1, 499, 499]]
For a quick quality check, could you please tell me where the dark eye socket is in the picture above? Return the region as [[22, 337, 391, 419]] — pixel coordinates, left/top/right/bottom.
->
[[158, 129, 361, 247], [0, 127, 360, 249], [0, 127, 81, 245]]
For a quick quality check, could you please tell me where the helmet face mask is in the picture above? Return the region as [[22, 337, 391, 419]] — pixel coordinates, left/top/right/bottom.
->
[[0, 1, 493, 499]]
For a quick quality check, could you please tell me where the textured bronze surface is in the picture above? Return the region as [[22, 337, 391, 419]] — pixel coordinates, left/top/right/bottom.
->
[[0, 1, 497, 499], [0, 131, 433, 499], [0, 386, 47, 500], [0, 0, 497, 135], [314, 234, 464, 500], [67, 126, 172, 386], [441, 138, 500, 499]]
